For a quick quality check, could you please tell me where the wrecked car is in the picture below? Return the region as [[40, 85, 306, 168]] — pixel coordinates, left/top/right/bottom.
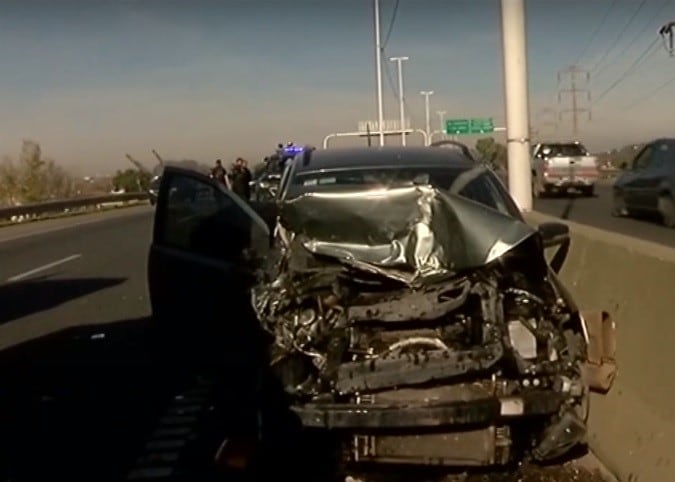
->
[[147, 146, 617, 475]]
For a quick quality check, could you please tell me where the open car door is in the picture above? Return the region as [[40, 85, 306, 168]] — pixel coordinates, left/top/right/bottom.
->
[[147, 166, 271, 371]]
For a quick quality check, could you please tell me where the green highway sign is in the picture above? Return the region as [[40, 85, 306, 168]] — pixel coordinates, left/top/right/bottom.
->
[[445, 117, 494, 135], [470, 117, 494, 134], [445, 119, 470, 134]]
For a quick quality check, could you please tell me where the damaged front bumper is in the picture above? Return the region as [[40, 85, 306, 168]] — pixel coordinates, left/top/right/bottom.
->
[[291, 379, 587, 465], [293, 390, 566, 430]]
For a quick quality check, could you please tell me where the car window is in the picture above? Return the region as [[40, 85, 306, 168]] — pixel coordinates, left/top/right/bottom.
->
[[541, 144, 587, 157], [632, 146, 653, 170], [651, 143, 672, 169], [277, 159, 295, 200], [159, 173, 253, 260], [457, 171, 517, 218]]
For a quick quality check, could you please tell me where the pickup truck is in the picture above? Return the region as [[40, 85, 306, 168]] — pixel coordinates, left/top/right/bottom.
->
[[531, 142, 599, 197]]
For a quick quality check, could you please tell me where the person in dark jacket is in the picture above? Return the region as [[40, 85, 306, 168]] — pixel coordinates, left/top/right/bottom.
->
[[211, 159, 231, 189], [230, 158, 252, 201]]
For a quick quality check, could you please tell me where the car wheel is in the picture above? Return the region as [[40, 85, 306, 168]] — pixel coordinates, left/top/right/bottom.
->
[[611, 190, 628, 217], [658, 195, 675, 228]]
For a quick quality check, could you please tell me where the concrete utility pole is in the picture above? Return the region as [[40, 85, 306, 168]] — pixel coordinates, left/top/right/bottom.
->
[[420, 90, 434, 141], [389, 56, 409, 146], [500, 0, 532, 212], [436, 110, 447, 134], [557, 65, 591, 139], [373, 0, 385, 146]]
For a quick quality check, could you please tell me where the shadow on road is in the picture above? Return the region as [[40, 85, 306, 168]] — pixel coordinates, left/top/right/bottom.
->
[[0, 277, 126, 325], [0, 311, 328, 482], [0, 318, 178, 482]]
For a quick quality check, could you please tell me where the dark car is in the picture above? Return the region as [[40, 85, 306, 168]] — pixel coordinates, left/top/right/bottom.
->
[[147, 147, 616, 478], [612, 138, 675, 227]]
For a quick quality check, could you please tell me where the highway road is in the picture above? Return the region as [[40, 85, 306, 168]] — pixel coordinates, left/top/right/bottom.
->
[[535, 182, 675, 247], [0, 206, 154, 350]]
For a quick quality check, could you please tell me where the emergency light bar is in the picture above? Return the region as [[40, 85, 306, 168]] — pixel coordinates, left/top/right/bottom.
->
[[283, 145, 305, 155]]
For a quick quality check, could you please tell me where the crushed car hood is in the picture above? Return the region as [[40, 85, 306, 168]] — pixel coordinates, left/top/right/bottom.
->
[[278, 185, 536, 286]]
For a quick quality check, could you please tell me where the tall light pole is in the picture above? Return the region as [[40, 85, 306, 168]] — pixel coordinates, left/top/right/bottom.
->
[[420, 91, 434, 141], [500, 0, 532, 211], [373, 0, 385, 146], [389, 56, 409, 146], [436, 110, 447, 134]]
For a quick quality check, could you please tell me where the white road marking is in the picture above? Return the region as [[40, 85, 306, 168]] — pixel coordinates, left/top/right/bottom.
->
[[6, 254, 82, 282]]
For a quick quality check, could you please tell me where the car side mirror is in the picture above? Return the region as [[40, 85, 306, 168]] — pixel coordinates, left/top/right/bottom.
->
[[538, 222, 569, 248], [538, 222, 570, 274]]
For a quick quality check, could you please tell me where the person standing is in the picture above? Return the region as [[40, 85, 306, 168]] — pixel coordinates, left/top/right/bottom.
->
[[239, 158, 252, 200], [211, 159, 231, 189], [231, 158, 252, 201]]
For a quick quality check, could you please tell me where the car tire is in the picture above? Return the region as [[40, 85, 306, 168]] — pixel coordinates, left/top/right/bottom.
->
[[658, 195, 675, 228], [611, 190, 628, 217]]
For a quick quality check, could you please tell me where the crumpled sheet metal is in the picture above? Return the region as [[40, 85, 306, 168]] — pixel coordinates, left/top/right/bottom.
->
[[278, 185, 536, 285]]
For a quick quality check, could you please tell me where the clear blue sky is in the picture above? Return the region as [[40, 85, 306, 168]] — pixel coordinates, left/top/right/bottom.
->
[[1, 0, 674, 175]]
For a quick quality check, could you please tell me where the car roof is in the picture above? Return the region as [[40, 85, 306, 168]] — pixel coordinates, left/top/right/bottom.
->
[[648, 138, 675, 145], [292, 146, 476, 174], [537, 141, 585, 146]]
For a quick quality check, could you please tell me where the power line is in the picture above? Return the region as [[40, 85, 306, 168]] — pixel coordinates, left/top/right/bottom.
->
[[594, 37, 661, 104], [381, 0, 400, 49], [595, 0, 672, 78], [575, 0, 619, 66], [625, 72, 675, 109], [380, 0, 419, 123], [592, 0, 649, 72]]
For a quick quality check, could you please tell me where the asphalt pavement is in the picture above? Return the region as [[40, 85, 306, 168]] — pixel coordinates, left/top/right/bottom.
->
[[535, 182, 675, 248], [0, 205, 154, 350]]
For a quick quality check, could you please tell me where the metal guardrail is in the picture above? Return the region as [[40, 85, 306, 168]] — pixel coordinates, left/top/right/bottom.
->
[[0, 192, 150, 221]]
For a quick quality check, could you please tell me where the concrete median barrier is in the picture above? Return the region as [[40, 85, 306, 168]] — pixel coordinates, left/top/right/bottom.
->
[[524, 210, 675, 482]]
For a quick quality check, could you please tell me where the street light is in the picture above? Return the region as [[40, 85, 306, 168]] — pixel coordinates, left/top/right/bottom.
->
[[420, 90, 434, 141], [436, 110, 447, 134], [389, 56, 409, 146]]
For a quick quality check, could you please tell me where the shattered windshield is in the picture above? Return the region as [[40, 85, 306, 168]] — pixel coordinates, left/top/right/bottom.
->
[[294, 166, 463, 191], [288, 165, 520, 219]]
